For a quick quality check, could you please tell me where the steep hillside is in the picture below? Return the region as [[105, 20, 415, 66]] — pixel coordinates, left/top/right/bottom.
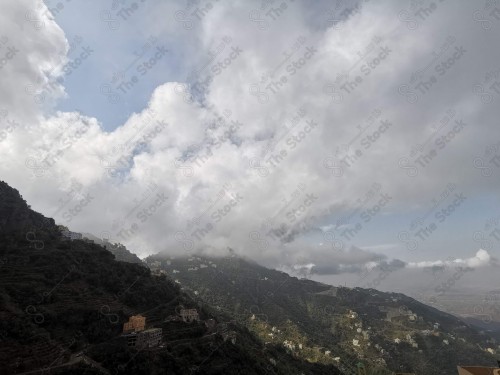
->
[[81, 232, 144, 264], [144, 254, 499, 375], [0, 181, 340, 375]]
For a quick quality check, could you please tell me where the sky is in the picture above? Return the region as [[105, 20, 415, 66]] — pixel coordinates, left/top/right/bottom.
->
[[1, 0, 499, 297]]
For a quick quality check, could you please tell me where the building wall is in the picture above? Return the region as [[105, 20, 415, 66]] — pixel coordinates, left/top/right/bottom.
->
[[123, 315, 146, 332], [180, 309, 199, 322], [136, 328, 162, 348]]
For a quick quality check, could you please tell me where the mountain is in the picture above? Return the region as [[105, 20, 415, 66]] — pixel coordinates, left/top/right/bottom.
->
[[0, 181, 341, 374], [81, 232, 144, 265], [411, 289, 500, 341], [2, 179, 497, 374], [144, 253, 500, 375]]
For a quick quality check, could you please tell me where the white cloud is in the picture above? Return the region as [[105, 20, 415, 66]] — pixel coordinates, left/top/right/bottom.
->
[[407, 249, 492, 269], [0, 0, 499, 288]]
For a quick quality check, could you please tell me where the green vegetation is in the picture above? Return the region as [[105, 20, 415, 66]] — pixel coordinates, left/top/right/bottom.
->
[[1, 180, 497, 374], [0, 181, 341, 374], [146, 254, 499, 374]]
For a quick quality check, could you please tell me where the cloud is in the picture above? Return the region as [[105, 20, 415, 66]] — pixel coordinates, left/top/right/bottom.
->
[[407, 249, 493, 269], [0, 0, 499, 292], [0, 0, 67, 123], [283, 248, 493, 280]]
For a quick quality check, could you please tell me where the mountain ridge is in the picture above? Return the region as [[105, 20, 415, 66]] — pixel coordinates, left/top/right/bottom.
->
[[0, 180, 340, 374], [1, 179, 498, 374], [144, 253, 499, 374]]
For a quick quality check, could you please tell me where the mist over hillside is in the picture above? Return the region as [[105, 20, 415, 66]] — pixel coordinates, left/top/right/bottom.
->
[[2, 0, 500, 373]]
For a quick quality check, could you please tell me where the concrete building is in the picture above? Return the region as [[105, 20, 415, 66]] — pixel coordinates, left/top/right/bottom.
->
[[123, 315, 146, 333], [125, 328, 162, 348], [137, 328, 162, 348], [457, 366, 500, 375], [180, 308, 199, 322], [380, 306, 404, 322], [125, 333, 138, 347], [61, 229, 82, 240]]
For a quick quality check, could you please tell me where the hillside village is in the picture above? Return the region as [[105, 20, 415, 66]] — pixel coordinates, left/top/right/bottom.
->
[[143, 254, 500, 374], [39, 229, 500, 374], [0, 180, 499, 374], [120, 309, 237, 350]]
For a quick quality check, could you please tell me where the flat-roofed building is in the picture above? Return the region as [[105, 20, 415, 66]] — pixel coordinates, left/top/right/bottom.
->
[[137, 328, 162, 348], [180, 308, 199, 322], [61, 229, 82, 240], [457, 366, 500, 375], [123, 315, 146, 333], [124, 328, 162, 348]]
